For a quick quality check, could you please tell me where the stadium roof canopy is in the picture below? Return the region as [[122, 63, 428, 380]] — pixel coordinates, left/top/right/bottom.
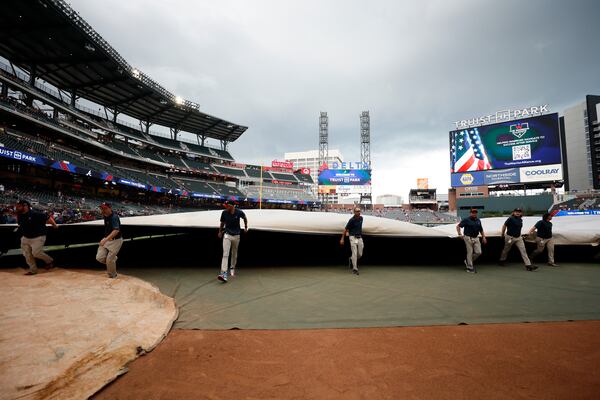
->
[[0, 0, 247, 142]]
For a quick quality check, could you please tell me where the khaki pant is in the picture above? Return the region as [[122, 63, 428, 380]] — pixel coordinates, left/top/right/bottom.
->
[[96, 238, 123, 277], [350, 236, 364, 270], [500, 235, 531, 266], [21, 236, 53, 272], [463, 236, 482, 268], [530, 237, 555, 264], [221, 234, 240, 273]]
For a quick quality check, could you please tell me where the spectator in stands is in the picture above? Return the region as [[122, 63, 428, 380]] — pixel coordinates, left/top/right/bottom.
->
[[95, 202, 123, 279], [340, 207, 364, 275], [499, 208, 538, 271], [456, 209, 487, 273], [217, 200, 248, 283], [16, 199, 58, 275], [528, 213, 558, 267]]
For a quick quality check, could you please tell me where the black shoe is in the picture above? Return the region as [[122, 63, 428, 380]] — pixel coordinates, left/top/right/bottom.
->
[[465, 267, 476, 274], [352, 269, 359, 275], [526, 265, 538, 271], [547, 263, 559, 267], [24, 270, 37, 276], [498, 261, 506, 267]]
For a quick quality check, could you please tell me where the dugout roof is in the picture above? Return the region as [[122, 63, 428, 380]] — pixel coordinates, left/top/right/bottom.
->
[[0, 0, 247, 142]]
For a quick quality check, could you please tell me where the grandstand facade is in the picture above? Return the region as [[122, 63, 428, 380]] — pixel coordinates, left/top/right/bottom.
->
[[0, 0, 318, 215]]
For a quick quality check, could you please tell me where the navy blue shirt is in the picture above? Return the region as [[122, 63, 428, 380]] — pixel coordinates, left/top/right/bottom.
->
[[534, 220, 553, 239], [103, 213, 122, 239], [345, 216, 363, 237], [221, 209, 246, 235], [504, 215, 523, 237], [18, 210, 48, 238], [459, 217, 483, 237]]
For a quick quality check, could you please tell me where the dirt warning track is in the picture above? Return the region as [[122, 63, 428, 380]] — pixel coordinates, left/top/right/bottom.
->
[[94, 321, 600, 400]]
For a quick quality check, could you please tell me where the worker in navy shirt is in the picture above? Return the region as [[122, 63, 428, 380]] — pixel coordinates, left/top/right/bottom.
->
[[217, 200, 248, 283], [528, 213, 558, 267], [95, 202, 123, 278], [340, 207, 364, 275], [499, 208, 537, 271], [456, 208, 487, 273], [16, 199, 58, 275]]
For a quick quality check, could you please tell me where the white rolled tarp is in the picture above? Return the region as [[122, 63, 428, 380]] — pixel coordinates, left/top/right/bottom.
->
[[79, 209, 447, 237], [77, 210, 599, 245], [432, 215, 600, 246]]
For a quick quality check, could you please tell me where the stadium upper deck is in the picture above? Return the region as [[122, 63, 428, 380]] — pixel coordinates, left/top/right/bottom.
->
[[0, 0, 247, 143], [0, 0, 318, 206]]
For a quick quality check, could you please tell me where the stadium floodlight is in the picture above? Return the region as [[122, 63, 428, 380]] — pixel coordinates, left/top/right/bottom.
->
[[159, 99, 168, 105], [131, 68, 140, 79], [174, 96, 184, 105]]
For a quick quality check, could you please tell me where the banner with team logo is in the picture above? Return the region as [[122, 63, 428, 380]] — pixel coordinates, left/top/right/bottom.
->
[[450, 113, 561, 173]]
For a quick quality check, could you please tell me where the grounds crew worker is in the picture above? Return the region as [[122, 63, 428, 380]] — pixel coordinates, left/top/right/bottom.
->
[[96, 202, 123, 278], [456, 208, 487, 273], [499, 208, 538, 271], [16, 199, 58, 275], [218, 200, 248, 283], [340, 207, 364, 275], [528, 213, 558, 267]]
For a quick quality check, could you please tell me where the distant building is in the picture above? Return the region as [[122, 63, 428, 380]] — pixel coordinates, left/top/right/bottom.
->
[[376, 194, 403, 206], [409, 188, 437, 210], [284, 149, 344, 203], [561, 95, 600, 191]]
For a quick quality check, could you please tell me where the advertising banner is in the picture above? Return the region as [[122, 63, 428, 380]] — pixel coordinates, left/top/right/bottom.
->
[[554, 209, 600, 216], [519, 164, 563, 183], [318, 169, 371, 186], [417, 178, 429, 189], [452, 164, 563, 187], [483, 168, 520, 185], [335, 185, 372, 194], [271, 160, 294, 169], [451, 171, 485, 187], [0, 146, 51, 167], [450, 113, 561, 173]]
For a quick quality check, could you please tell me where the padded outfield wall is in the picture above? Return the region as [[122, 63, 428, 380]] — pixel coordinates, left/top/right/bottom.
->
[[456, 193, 553, 218]]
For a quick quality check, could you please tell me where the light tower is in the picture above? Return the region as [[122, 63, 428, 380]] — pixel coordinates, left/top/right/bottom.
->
[[318, 112, 329, 205], [360, 111, 372, 207]]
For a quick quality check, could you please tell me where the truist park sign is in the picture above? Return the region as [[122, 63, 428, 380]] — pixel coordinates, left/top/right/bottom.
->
[[454, 105, 549, 129]]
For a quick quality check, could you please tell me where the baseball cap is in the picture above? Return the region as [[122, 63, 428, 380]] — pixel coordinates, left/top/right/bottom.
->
[[514, 207, 523, 212], [470, 208, 478, 213], [224, 199, 236, 206], [99, 202, 112, 209], [17, 199, 31, 207]]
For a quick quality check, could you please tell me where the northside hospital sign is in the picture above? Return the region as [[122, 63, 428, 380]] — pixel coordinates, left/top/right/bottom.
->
[[454, 105, 549, 129]]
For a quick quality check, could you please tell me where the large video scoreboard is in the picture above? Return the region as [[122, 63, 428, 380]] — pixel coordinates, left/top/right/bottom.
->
[[449, 113, 563, 187]]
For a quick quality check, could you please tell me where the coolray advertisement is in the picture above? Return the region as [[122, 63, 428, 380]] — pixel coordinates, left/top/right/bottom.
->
[[519, 164, 563, 183], [450, 113, 561, 173], [318, 169, 371, 186]]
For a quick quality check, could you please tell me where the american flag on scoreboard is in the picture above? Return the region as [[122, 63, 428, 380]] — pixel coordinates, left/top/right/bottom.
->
[[450, 128, 492, 172]]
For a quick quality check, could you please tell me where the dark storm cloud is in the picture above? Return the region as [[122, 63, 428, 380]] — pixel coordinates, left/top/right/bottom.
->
[[70, 0, 600, 195]]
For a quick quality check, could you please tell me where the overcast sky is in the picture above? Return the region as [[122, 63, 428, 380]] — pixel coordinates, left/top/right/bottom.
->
[[71, 0, 600, 199]]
